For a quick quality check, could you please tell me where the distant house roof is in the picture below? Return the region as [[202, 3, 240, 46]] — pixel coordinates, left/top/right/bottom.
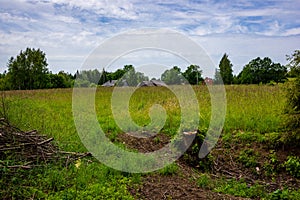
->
[[137, 81, 155, 87], [151, 80, 167, 87], [102, 80, 117, 87], [137, 80, 167, 87]]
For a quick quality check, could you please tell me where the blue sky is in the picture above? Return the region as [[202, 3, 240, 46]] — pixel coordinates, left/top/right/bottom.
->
[[0, 0, 300, 76]]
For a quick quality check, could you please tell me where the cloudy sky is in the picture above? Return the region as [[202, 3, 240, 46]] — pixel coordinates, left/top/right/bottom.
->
[[0, 0, 300, 76]]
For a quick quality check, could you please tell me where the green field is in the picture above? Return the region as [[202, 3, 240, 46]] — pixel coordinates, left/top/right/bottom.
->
[[1, 85, 299, 199]]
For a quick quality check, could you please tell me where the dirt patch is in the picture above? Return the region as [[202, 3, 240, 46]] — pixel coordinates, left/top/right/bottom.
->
[[210, 139, 300, 192], [116, 132, 171, 153], [116, 131, 300, 199], [117, 133, 249, 199], [131, 173, 247, 200]]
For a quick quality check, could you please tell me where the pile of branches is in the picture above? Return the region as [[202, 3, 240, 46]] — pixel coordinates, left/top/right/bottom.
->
[[0, 118, 90, 170]]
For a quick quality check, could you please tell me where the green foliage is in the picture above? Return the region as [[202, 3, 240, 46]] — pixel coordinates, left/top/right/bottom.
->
[[0, 160, 135, 199], [218, 53, 233, 84], [197, 175, 267, 198], [286, 50, 300, 77], [238, 149, 259, 168], [284, 156, 300, 178], [98, 65, 149, 86], [48, 71, 74, 88], [182, 65, 203, 85], [161, 66, 183, 85], [197, 173, 214, 189], [7, 47, 49, 90], [214, 179, 266, 198], [75, 69, 101, 85], [158, 163, 179, 175], [269, 189, 300, 200], [238, 57, 287, 84], [283, 64, 300, 146], [263, 150, 280, 177], [121, 66, 149, 86], [214, 68, 223, 84]]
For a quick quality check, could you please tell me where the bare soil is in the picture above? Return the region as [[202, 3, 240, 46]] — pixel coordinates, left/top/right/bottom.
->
[[116, 133, 251, 199]]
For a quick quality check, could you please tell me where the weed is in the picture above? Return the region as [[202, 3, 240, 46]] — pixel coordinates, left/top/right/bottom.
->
[[238, 149, 259, 168], [214, 179, 266, 198], [158, 163, 179, 175], [283, 156, 300, 178], [268, 189, 300, 200], [197, 173, 214, 189], [263, 150, 280, 177]]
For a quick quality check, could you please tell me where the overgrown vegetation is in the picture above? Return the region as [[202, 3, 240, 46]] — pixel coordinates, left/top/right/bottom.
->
[[282, 50, 300, 146], [0, 84, 299, 199]]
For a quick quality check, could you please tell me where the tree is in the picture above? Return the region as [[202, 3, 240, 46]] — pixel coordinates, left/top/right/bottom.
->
[[161, 66, 183, 85], [121, 65, 148, 86], [238, 57, 287, 84], [182, 65, 203, 85], [213, 68, 222, 84], [7, 48, 49, 90], [286, 50, 300, 77], [219, 53, 233, 84]]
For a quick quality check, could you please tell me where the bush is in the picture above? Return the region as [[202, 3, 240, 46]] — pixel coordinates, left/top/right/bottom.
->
[[282, 77, 300, 146]]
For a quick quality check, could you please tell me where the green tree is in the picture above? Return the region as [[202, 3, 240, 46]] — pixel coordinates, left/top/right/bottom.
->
[[214, 68, 223, 84], [219, 53, 233, 84], [283, 50, 300, 146], [121, 65, 148, 86], [286, 50, 300, 77], [7, 48, 49, 90], [161, 66, 183, 85], [238, 57, 287, 84], [182, 65, 203, 85]]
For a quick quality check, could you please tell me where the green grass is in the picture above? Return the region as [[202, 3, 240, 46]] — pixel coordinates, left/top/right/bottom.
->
[[5, 85, 285, 138], [0, 160, 135, 199], [0, 85, 290, 198]]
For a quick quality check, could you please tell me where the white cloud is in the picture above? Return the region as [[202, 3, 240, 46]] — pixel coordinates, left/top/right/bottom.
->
[[0, 0, 299, 74], [282, 27, 300, 36]]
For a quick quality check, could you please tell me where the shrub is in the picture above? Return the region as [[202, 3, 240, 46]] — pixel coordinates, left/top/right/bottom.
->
[[282, 77, 300, 146]]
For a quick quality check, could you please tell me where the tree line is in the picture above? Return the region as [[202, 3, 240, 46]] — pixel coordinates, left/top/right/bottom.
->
[[0, 47, 297, 90]]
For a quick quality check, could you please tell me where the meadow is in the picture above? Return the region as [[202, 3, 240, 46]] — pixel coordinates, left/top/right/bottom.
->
[[1, 85, 299, 199]]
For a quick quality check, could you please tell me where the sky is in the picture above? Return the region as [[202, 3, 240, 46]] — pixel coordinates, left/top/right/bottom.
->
[[0, 0, 300, 77]]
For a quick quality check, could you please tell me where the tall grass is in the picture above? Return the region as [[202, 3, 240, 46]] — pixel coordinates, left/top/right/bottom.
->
[[3, 85, 285, 149]]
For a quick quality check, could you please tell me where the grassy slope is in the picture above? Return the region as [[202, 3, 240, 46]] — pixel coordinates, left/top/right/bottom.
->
[[1, 85, 297, 199]]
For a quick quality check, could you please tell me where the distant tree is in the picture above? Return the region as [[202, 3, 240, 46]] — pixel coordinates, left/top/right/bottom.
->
[[219, 53, 233, 84], [111, 69, 125, 80], [286, 50, 300, 77], [121, 65, 148, 86], [98, 68, 108, 85], [213, 68, 223, 84], [161, 66, 183, 85], [123, 65, 134, 73], [77, 69, 101, 84], [182, 65, 203, 85], [7, 48, 49, 90], [46, 71, 74, 88], [48, 73, 65, 88], [238, 57, 287, 84]]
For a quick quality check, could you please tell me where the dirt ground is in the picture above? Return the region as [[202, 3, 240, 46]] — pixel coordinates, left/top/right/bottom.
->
[[116, 133, 251, 199]]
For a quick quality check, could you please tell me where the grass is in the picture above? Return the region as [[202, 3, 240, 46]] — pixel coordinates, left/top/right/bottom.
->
[[197, 173, 300, 199], [5, 85, 285, 137], [0, 85, 292, 199]]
